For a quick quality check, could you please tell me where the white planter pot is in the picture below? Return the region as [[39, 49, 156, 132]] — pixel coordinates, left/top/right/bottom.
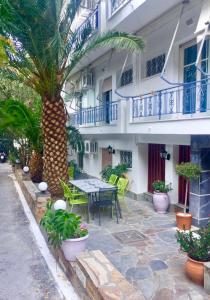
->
[[61, 234, 89, 262], [153, 192, 169, 214]]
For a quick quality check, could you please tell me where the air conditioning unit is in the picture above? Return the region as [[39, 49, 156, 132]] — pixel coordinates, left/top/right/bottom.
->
[[81, 71, 93, 89]]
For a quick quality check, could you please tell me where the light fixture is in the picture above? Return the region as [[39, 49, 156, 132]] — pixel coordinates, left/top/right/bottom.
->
[[38, 182, 48, 193], [107, 145, 115, 154], [54, 200, 67, 211], [23, 166, 29, 173], [160, 150, 170, 160]]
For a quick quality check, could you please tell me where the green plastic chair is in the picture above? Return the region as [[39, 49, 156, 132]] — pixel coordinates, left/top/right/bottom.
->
[[68, 166, 75, 180], [108, 174, 118, 185], [60, 180, 88, 212], [117, 178, 129, 200]]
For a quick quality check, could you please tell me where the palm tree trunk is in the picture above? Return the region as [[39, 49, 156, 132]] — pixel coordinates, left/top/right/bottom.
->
[[29, 150, 43, 183], [42, 96, 68, 195]]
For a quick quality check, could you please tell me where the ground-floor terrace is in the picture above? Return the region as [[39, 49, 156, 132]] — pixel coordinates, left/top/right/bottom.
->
[[82, 197, 209, 300], [70, 134, 210, 227]]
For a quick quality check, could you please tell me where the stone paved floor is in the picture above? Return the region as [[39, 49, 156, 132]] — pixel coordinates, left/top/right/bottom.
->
[[80, 197, 209, 300], [0, 164, 62, 300]]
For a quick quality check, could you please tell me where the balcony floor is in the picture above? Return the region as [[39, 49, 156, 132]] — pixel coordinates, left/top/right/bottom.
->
[[74, 198, 209, 300]]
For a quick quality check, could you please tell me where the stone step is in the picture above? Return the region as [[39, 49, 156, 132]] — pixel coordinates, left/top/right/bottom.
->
[[143, 192, 153, 203], [76, 250, 145, 300]]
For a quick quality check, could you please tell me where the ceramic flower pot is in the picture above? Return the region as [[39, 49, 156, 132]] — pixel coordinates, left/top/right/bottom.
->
[[153, 192, 169, 214], [61, 234, 89, 262], [185, 256, 205, 286], [176, 212, 192, 230]]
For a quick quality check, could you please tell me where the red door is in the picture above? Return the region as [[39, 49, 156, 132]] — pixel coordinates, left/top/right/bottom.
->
[[178, 145, 190, 205], [148, 144, 165, 193]]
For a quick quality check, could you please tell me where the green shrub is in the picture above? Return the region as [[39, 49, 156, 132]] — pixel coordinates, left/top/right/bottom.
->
[[101, 163, 128, 181], [176, 162, 201, 180]]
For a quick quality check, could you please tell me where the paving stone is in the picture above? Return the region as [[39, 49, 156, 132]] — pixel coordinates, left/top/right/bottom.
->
[[152, 288, 174, 300], [126, 266, 152, 280], [150, 260, 168, 271], [136, 278, 155, 300]]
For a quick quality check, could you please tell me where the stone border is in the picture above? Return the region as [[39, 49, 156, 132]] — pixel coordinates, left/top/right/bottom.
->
[[14, 169, 145, 300]]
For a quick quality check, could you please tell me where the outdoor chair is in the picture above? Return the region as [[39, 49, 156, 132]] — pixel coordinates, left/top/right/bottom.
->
[[92, 187, 119, 226], [68, 166, 75, 180], [117, 178, 129, 199], [59, 179, 88, 212], [107, 174, 118, 185]]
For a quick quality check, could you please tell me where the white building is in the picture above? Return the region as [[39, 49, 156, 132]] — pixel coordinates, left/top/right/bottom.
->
[[66, 0, 210, 226]]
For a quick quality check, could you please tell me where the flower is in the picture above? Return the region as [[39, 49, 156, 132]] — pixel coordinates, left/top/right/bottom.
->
[[80, 223, 88, 230]]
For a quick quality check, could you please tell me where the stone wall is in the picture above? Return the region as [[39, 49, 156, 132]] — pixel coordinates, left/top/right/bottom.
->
[[190, 136, 210, 226]]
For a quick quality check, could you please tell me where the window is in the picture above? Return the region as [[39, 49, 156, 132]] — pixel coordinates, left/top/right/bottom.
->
[[120, 151, 132, 168], [146, 54, 165, 77], [120, 69, 133, 87]]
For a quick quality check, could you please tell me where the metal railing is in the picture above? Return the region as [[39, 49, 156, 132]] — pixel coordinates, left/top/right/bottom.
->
[[70, 101, 118, 127], [132, 80, 210, 121], [111, 0, 129, 14], [72, 6, 99, 48]]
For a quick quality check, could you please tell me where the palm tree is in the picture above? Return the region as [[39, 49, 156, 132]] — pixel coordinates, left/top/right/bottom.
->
[[0, 0, 144, 195], [0, 99, 43, 182]]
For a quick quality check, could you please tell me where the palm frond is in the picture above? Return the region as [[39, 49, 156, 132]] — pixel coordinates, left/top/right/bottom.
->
[[66, 125, 84, 153], [65, 31, 144, 80]]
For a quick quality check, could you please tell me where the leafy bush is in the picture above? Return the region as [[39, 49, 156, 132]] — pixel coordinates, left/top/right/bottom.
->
[[176, 221, 210, 262], [152, 180, 172, 193], [40, 201, 88, 247], [176, 162, 201, 180], [101, 163, 128, 181]]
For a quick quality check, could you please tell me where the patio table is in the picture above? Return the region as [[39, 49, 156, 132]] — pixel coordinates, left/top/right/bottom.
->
[[69, 179, 122, 222]]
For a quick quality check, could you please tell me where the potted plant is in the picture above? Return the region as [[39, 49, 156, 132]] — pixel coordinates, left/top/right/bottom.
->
[[152, 180, 172, 213], [176, 162, 201, 230], [40, 202, 89, 261], [176, 222, 210, 285]]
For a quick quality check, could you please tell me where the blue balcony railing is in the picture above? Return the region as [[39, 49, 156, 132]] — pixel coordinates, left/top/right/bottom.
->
[[132, 80, 210, 121], [111, 0, 129, 14], [70, 101, 118, 127], [73, 7, 99, 47]]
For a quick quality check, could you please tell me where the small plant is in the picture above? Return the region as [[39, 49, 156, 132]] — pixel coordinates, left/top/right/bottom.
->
[[101, 163, 128, 181], [176, 162, 201, 213], [152, 180, 172, 193], [8, 152, 16, 165], [176, 221, 210, 262], [40, 201, 88, 247]]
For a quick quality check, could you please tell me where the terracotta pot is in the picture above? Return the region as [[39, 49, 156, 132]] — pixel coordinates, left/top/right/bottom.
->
[[153, 192, 169, 214], [185, 256, 205, 286], [176, 212, 192, 230], [61, 234, 89, 262]]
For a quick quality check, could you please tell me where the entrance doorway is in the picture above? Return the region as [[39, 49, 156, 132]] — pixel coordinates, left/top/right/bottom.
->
[[102, 148, 112, 170], [148, 144, 165, 193], [178, 145, 190, 205]]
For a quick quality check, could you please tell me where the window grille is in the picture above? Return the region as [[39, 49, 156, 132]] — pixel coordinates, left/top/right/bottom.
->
[[120, 69, 133, 87], [120, 151, 132, 168], [146, 54, 165, 77]]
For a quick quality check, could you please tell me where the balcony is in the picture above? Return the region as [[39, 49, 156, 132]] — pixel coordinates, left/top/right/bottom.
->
[[70, 101, 118, 127], [132, 80, 210, 122], [72, 6, 99, 48]]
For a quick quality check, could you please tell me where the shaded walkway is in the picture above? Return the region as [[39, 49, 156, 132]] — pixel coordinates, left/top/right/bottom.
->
[[0, 163, 62, 300]]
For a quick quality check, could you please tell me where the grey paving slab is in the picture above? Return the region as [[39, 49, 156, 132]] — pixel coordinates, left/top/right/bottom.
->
[[76, 195, 210, 300], [0, 164, 61, 300]]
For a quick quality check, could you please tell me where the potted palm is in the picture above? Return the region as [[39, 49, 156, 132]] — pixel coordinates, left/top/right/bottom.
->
[[152, 180, 172, 213], [176, 162, 201, 230], [40, 202, 88, 261], [176, 221, 210, 285]]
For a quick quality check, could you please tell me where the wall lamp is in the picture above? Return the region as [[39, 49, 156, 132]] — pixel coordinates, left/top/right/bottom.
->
[[160, 149, 170, 160], [107, 145, 115, 154]]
